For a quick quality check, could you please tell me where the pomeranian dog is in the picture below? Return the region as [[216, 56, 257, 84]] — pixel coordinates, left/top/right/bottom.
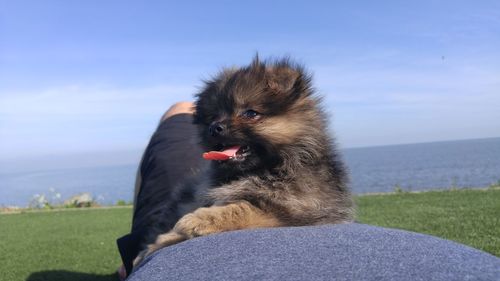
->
[[134, 57, 354, 266]]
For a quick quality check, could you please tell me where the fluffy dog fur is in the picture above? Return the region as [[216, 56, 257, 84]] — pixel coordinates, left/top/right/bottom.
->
[[134, 57, 354, 267]]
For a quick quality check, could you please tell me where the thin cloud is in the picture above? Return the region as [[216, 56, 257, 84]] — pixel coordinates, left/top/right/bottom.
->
[[0, 84, 196, 159], [0, 84, 195, 116]]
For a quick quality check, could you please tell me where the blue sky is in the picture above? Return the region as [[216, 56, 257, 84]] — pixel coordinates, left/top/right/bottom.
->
[[1, 1, 499, 169]]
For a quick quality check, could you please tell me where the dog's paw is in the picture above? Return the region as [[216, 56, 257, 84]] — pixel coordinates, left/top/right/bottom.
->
[[132, 232, 187, 269], [173, 208, 221, 238], [133, 248, 149, 268]]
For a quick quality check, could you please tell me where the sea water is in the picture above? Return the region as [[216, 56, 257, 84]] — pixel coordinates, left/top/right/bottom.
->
[[1, 138, 499, 207]]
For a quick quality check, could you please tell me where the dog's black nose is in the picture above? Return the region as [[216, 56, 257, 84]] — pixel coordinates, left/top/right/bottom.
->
[[209, 122, 226, 137]]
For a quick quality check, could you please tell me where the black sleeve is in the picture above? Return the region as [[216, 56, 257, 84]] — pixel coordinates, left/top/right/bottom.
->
[[117, 113, 206, 275]]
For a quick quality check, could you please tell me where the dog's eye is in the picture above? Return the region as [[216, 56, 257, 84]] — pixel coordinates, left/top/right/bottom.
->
[[242, 109, 260, 119]]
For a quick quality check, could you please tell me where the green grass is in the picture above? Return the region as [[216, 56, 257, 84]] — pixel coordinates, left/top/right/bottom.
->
[[1, 188, 499, 281], [0, 208, 132, 281], [355, 188, 500, 257]]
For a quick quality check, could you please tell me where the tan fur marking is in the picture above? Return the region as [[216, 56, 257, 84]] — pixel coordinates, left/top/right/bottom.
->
[[255, 115, 307, 144], [174, 201, 281, 237], [266, 67, 299, 93], [134, 201, 281, 266], [133, 232, 187, 267]]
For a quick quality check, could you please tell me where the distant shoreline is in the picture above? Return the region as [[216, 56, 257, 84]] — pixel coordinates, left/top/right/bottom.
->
[[2, 137, 499, 207], [358, 185, 500, 196], [3, 185, 498, 215], [0, 205, 132, 215]]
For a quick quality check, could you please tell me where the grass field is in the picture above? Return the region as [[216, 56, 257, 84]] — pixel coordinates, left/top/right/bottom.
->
[[0, 208, 132, 281], [1, 188, 499, 281], [356, 188, 500, 257]]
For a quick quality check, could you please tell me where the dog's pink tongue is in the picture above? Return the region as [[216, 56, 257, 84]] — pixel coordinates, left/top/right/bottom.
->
[[203, 146, 240, 161]]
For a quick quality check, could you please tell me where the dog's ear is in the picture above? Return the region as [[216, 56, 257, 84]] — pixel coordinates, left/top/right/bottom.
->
[[266, 66, 300, 94]]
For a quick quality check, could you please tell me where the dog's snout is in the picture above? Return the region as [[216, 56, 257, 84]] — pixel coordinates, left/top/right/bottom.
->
[[209, 122, 226, 137]]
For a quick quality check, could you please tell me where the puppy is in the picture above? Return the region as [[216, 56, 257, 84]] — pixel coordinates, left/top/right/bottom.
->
[[134, 57, 354, 267]]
